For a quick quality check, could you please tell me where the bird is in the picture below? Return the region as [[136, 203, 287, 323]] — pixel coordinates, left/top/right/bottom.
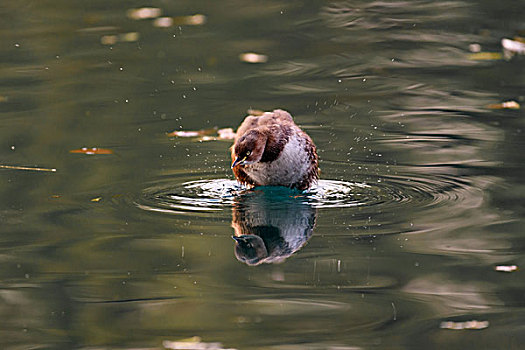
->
[[231, 109, 319, 191]]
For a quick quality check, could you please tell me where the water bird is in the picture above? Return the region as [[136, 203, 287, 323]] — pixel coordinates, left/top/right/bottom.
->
[[231, 109, 319, 190]]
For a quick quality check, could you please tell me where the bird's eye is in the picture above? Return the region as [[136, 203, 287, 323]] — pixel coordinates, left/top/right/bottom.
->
[[246, 151, 251, 156]]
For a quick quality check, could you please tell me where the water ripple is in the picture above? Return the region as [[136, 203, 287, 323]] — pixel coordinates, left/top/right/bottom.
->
[[136, 172, 482, 217]]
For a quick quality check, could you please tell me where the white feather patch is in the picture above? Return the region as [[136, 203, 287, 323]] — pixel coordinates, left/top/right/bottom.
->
[[245, 132, 311, 187]]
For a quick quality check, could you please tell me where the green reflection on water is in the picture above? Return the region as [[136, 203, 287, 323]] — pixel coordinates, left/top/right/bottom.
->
[[0, 0, 524, 349]]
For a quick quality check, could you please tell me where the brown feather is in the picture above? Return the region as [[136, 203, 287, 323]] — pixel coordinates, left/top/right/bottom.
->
[[231, 109, 318, 190]]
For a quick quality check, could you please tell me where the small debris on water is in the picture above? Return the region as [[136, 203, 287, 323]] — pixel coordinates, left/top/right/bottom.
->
[[168, 130, 203, 137], [127, 7, 162, 20], [119, 32, 139, 42], [440, 320, 489, 330], [217, 128, 235, 140], [100, 35, 118, 45], [172, 14, 207, 26], [239, 52, 269, 63], [469, 43, 482, 53], [495, 265, 518, 272], [0, 164, 57, 172], [154, 17, 174, 28], [502, 37, 525, 59], [69, 147, 114, 155], [167, 127, 236, 141], [487, 101, 520, 110]]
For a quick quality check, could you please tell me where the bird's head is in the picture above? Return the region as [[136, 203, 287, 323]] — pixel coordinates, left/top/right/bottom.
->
[[231, 130, 266, 168], [232, 235, 268, 265]]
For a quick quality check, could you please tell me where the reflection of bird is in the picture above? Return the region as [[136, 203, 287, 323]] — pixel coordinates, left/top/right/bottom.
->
[[231, 187, 317, 266], [231, 109, 319, 191]]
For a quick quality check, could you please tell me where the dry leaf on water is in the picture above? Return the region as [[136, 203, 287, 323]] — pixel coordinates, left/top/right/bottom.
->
[[487, 101, 520, 110], [69, 147, 114, 155], [167, 127, 236, 141]]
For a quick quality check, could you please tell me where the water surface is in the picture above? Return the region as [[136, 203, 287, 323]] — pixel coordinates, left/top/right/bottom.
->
[[1, 0, 524, 349]]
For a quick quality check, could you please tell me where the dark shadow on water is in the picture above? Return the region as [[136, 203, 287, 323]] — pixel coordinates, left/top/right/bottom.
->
[[231, 186, 317, 266]]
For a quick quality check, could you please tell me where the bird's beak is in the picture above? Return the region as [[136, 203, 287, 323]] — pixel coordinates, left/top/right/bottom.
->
[[232, 235, 247, 243], [231, 156, 246, 168]]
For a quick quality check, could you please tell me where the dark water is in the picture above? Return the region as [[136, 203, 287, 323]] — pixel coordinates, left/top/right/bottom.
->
[[1, 0, 524, 349]]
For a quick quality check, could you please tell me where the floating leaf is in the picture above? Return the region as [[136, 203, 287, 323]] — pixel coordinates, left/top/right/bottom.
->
[[127, 7, 162, 20], [468, 43, 481, 53], [153, 14, 208, 28], [167, 128, 218, 138], [487, 101, 520, 110], [440, 320, 489, 330], [217, 128, 236, 140], [100, 35, 118, 45], [172, 14, 207, 26], [502, 38, 525, 55], [153, 17, 174, 28], [168, 126, 237, 141], [69, 147, 114, 155], [101, 32, 139, 45], [239, 52, 269, 63], [167, 130, 201, 137], [495, 265, 518, 272], [119, 32, 140, 42], [0, 164, 57, 172]]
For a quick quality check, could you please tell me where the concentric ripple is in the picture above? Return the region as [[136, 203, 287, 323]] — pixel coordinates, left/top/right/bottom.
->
[[136, 179, 240, 215], [136, 172, 489, 216]]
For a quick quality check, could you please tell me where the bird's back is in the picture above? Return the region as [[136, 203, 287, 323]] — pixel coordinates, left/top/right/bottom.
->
[[234, 109, 295, 142]]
